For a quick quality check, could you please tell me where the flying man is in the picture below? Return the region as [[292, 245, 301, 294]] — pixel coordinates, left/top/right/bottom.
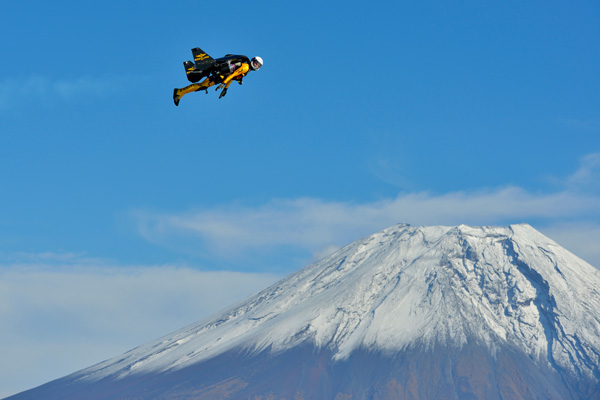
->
[[173, 47, 263, 106]]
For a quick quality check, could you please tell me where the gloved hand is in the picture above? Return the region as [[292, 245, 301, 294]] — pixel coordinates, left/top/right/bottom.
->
[[216, 83, 225, 91], [219, 88, 228, 99]]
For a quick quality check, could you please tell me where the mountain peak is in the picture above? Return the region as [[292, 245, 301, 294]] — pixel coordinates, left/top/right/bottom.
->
[[81, 223, 600, 377], [10, 224, 600, 400]]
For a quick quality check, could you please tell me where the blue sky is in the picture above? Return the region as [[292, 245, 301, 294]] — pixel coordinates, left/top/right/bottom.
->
[[1, 0, 599, 397]]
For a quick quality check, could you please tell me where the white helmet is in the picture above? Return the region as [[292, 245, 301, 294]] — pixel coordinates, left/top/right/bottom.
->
[[250, 56, 263, 71]]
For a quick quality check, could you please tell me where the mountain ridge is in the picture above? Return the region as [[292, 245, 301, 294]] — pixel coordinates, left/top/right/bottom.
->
[[8, 223, 600, 399]]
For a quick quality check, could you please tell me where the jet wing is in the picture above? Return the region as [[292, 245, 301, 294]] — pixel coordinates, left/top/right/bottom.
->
[[184, 47, 217, 82], [192, 47, 215, 69]]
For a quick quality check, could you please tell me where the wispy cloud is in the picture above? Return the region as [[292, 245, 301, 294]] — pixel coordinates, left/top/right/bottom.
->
[[0, 74, 131, 110], [134, 185, 600, 267], [367, 157, 416, 190], [565, 152, 600, 191], [0, 250, 106, 266], [0, 260, 280, 397]]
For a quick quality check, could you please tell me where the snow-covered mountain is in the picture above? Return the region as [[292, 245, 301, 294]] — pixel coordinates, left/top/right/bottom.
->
[[8, 224, 600, 399]]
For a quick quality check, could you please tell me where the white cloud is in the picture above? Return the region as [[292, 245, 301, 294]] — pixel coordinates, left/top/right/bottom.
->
[[0, 262, 280, 398], [134, 186, 600, 266]]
